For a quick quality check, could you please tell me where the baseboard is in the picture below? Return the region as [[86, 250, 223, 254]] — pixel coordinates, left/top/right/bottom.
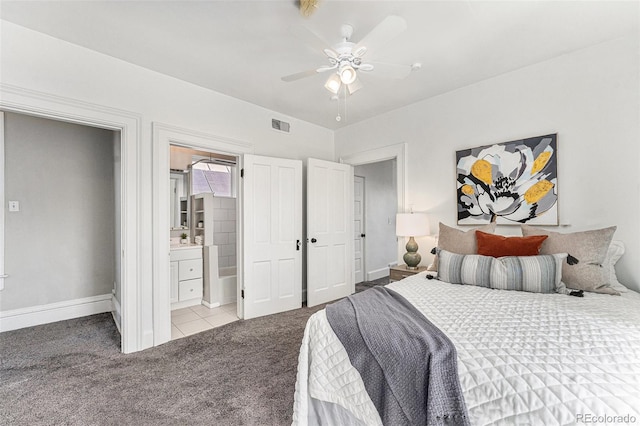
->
[[111, 295, 122, 334], [0, 294, 113, 332], [367, 267, 390, 282], [201, 300, 221, 309], [170, 298, 202, 311]]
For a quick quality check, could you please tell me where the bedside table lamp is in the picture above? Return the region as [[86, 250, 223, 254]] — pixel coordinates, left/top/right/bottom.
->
[[396, 213, 430, 270]]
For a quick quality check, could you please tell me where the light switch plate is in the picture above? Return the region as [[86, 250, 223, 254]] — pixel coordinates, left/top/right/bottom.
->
[[8, 201, 19, 212]]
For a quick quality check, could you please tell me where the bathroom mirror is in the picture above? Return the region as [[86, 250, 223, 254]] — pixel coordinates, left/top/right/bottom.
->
[[170, 171, 189, 230]]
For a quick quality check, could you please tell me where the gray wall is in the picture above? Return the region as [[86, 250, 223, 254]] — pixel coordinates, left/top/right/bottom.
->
[[354, 159, 397, 278], [2, 112, 116, 311]]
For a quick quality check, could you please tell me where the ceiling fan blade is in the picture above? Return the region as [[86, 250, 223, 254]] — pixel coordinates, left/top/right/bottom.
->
[[281, 69, 318, 82], [354, 15, 407, 56], [316, 64, 338, 73], [357, 63, 374, 72], [323, 48, 338, 60], [367, 62, 412, 79], [353, 46, 367, 58], [289, 25, 331, 54]]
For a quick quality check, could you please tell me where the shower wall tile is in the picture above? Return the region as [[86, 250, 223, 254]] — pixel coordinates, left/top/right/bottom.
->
[[212, 196, 237, 268]]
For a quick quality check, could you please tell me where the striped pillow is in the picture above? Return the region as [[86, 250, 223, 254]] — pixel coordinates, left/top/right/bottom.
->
[[437, 249, 567, 293]]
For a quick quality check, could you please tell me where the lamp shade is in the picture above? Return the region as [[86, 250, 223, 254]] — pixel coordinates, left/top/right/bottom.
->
[[324, 74, 342, 94], [339, 64, 357, 84], [396, 213, 430, 237]]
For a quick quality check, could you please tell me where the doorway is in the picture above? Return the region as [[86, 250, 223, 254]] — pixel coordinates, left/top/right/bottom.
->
[[1, 111, 120, 342], [340, 143, 408, 274], [152, 123, 253, 345], [353, 160, 398, 283], [168, 144, 240, 340]]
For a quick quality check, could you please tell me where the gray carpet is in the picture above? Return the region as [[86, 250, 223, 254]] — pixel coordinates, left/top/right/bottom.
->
[[0, 278, 388, 426], [0, 305, 326, 426]]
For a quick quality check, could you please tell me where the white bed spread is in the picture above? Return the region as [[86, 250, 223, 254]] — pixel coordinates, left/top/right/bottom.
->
[[293, 273, 640, 425]]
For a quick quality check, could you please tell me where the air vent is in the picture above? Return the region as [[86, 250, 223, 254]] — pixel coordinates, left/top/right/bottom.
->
[[272, 119, 290, 133]]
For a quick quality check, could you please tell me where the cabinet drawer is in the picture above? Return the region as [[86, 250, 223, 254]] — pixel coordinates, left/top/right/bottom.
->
[[179, 259, 202, 280], [179, 278, 203, 301], [170, 247, 202, 262]]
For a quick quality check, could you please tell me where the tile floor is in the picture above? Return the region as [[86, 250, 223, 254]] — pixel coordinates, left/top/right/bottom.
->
[[171, 303, 239, 340]]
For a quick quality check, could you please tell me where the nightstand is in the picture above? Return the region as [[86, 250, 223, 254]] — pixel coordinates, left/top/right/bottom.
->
[[389, 265, 429, 282]]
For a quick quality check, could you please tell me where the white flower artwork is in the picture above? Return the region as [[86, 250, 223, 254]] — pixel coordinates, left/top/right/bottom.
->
[[456, 134, 558, 225]]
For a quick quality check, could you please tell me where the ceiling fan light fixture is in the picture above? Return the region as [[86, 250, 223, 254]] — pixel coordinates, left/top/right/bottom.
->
[[339, 64, 357, 84], [324, 74, 342, 94], [347, 77, 363, 95]]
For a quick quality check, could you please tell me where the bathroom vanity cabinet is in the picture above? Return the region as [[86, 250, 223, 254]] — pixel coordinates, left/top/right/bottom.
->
[[170, 245, 203, 310]]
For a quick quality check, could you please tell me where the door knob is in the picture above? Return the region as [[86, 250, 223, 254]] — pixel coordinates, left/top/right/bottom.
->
[[361, 233, 366, 238], [311, 238, 317, 243]]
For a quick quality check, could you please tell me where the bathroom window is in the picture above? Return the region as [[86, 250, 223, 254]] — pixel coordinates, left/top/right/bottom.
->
[[191, 163, 235, 197]]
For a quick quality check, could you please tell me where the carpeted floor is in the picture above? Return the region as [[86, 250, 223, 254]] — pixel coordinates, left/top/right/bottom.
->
[[0, 277, 388, 426]]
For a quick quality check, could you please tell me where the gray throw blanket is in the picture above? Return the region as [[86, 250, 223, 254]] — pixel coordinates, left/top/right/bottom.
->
[[326, 287, 469, 426]]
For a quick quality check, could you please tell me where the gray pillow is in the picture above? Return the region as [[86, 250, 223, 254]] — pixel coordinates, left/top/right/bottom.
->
[[436, 249, 567, 294], [521, 225, 619, 295], [427, 222, 497, 272]]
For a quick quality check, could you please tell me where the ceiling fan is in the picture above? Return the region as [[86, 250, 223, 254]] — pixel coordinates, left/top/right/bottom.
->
[[281, 16, 416, 96]]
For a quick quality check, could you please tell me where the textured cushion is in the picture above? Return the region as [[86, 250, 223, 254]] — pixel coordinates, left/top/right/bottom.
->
[[476, 231, 547, 258], [521, 225, 619, 295], [437, 248, 566, 293], [427, 222, 497, 272], [604, 241, 627, 293]]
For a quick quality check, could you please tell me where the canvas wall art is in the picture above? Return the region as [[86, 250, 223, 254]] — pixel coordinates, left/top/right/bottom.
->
[[456, 134, 558, 225]]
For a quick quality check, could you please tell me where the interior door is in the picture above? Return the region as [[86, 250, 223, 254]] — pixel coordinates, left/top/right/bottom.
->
[[242, 154, 302, 319], [354, 175, 365, 283], [307, 158, 354, 307]]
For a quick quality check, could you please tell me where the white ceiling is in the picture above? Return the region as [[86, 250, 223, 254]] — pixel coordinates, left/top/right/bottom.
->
[[1, 1, 637, 130]]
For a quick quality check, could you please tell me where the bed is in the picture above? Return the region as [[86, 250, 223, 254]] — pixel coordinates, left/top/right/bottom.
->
[[292, 272, 640, 425]]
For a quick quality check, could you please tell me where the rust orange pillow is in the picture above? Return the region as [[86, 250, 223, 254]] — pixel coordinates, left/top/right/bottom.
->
[[476, 230, 547, 258]]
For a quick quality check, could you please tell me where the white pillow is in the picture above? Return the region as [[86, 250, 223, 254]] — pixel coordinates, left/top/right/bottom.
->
[[604, 240, 628, 293]]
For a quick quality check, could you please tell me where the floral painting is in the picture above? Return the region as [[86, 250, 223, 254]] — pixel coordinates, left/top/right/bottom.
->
[[456, 134, 558, 225]]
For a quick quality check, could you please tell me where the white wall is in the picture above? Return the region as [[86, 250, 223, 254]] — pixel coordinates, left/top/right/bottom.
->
[[3, 112, 116, 311], [1, 21, 334, 347], [354, 160, 397, 278], [336, 35, 640, 291]]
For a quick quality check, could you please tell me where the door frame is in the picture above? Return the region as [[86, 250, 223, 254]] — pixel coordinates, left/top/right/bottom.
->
[[0, 84, 141, 353], [353, 175, 365, 283], [152, 123, 252, 345], [340, 143, 407, 267]]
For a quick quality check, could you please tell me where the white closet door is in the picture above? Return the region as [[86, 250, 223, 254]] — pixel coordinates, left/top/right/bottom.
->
[[354, 175, 365, 284], [307, 158, 354, 307], [242, 154, 302, 319]]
